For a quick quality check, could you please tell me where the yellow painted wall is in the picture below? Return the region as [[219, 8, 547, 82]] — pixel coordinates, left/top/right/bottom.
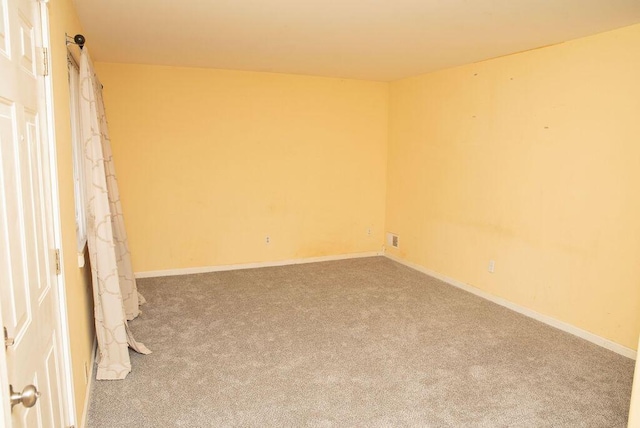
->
[[386, 24, 640, 350], [48, 0, 95, 424], [38, 4, 640, 425], [94, 63, 389, 273]]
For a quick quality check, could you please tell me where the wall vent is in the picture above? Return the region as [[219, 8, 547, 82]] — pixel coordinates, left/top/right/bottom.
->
[[387, 232, 399, 249]]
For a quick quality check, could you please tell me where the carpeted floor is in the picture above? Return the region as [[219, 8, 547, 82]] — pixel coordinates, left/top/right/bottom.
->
[[87, 257, 634, 427]]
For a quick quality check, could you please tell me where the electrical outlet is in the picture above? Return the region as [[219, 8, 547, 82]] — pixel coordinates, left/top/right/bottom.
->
[[367, 228, 372, 236], [265, 236, 270, 244], [488, 260, 495, 273]]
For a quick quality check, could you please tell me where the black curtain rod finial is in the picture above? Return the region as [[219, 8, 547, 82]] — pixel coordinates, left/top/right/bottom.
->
[[66, 33, 86, 49], [74, 34, 85, 49]]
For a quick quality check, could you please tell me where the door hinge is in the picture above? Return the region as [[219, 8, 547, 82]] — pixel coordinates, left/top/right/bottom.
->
[[37, 47, 49, 76], [43, 47, 49, 76], [4, 326, 14, 349], [55, 249, 61, 275]]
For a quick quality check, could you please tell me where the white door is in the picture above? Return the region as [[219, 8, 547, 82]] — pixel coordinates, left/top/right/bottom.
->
[[0, 0, 67, 426]]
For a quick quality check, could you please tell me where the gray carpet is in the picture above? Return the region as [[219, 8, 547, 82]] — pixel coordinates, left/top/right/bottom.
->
[[87, 257, 634, 427]]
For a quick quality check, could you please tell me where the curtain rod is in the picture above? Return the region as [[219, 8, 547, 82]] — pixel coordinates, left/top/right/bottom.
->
[[65, 33, 85, 49], [65, 33, 104, 89]]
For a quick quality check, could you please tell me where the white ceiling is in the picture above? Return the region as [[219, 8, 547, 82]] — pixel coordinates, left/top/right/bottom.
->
[[72, 0, 640, 81]]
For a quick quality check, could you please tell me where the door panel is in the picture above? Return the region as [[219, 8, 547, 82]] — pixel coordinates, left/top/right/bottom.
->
[[0, 99, 32, 345], [41, 332, 63, 426], [0, 0, 7, 54], [18, 14, 34, 75], [0, 0, 65, 426], [23, 110, 52, 303]]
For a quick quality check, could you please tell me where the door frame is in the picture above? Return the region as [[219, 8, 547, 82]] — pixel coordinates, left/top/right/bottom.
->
[[40, 0, 78, 424], [0, 0, 77, 426]]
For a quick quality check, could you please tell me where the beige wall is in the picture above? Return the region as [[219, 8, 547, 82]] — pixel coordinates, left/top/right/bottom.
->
[[386, 24, 640, 350], [48, 0, 95, 424], [94, 63, 389, 273]]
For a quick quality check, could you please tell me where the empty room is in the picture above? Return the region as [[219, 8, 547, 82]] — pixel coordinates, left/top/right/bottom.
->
[[1, 0, 640, 427]]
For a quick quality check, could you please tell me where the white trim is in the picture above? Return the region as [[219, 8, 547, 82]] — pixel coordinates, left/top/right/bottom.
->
[[135, 251, 383, 279], [384, 253, 637, 360], [79, 338, 97, 428], [68, 57, 88, 256], [39, 2, 78, 426], [628, 335, 640, 426], [0, 302, 11, 428]]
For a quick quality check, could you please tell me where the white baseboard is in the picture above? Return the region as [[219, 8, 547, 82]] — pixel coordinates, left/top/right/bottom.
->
[[384, 253, 637, 360], [79, 338, 97, 428], [135, 251, 383, 279]]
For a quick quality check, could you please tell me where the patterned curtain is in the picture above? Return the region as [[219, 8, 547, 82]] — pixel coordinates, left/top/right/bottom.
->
[[78, 48, 151, 380]]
